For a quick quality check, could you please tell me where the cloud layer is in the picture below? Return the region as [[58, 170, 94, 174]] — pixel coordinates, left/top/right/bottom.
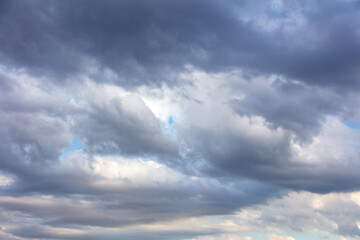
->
[[1, 0, 360, 239]]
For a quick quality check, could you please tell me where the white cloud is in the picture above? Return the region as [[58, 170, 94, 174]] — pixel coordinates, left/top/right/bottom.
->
[[268, 233, 295, 240], [0, 174, 13, 187], [291, 116, 360, 165], [91, 155, 183, 185], [235, 191, 360, 237], [185, 234, 252, 240]]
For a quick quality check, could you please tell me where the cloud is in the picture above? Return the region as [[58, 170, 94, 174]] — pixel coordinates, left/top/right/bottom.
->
[[0, 151, 278, 239], [267, 234, 295, 240], [72, 82, 178, 157], [139, 68, 360, 192], [1, 1, 360, 239], [236, 191, 360, 238], [0, 173, 13, 188], [1, 0, 360, 88], [186, 235, 252, 240]]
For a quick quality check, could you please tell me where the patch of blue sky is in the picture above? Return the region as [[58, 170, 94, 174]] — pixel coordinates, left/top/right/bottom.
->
[[272, 2, 279, 10], [0, 65, 7, 72], [60, 137, 84, 159], [271, 1, 281, 12], [71, 137, 84, 151], [345, 122, 360, 129], [67, 95, 87, 107], [168, 115, 174, 126], [143, 156, 159, 162], [160, 115, 176, 136]]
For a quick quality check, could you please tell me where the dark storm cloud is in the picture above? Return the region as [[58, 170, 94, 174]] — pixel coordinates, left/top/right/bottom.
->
[[1, 0, 359, 87]]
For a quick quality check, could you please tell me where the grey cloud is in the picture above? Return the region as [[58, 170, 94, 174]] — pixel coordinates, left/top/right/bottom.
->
[[0, 165, 280, 238], [1, 1, 360, 239], [180, 104, 360, 193], [0, 74, 73, 162], [0, 76, 279, 236], [187, 128, 360, 193], [6, 225, 210, 240], [1, 0, 359, 88], [0, 71, 177, 171], [241, 191, 360, 238], [172, 71, 360, 193], [230, 78, 358, 142], [74, 93, 178, 157]]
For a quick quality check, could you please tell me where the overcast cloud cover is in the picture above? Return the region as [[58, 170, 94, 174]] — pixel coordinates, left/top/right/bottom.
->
[[1, 0, 360, 239]]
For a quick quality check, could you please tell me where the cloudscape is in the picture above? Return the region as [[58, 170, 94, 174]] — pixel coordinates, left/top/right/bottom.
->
[[1, 0, 360, 239]]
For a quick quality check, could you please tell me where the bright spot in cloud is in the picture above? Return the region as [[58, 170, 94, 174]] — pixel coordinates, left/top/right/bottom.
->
[[268, 233, 296, 240], [0, 174, 13, 187]]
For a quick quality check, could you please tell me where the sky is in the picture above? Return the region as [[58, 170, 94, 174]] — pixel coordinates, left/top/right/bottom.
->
[[0, 0, 360, 239]]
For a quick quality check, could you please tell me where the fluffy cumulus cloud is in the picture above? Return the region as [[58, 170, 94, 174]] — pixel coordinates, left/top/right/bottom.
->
[[1, 0, 360, 239]]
